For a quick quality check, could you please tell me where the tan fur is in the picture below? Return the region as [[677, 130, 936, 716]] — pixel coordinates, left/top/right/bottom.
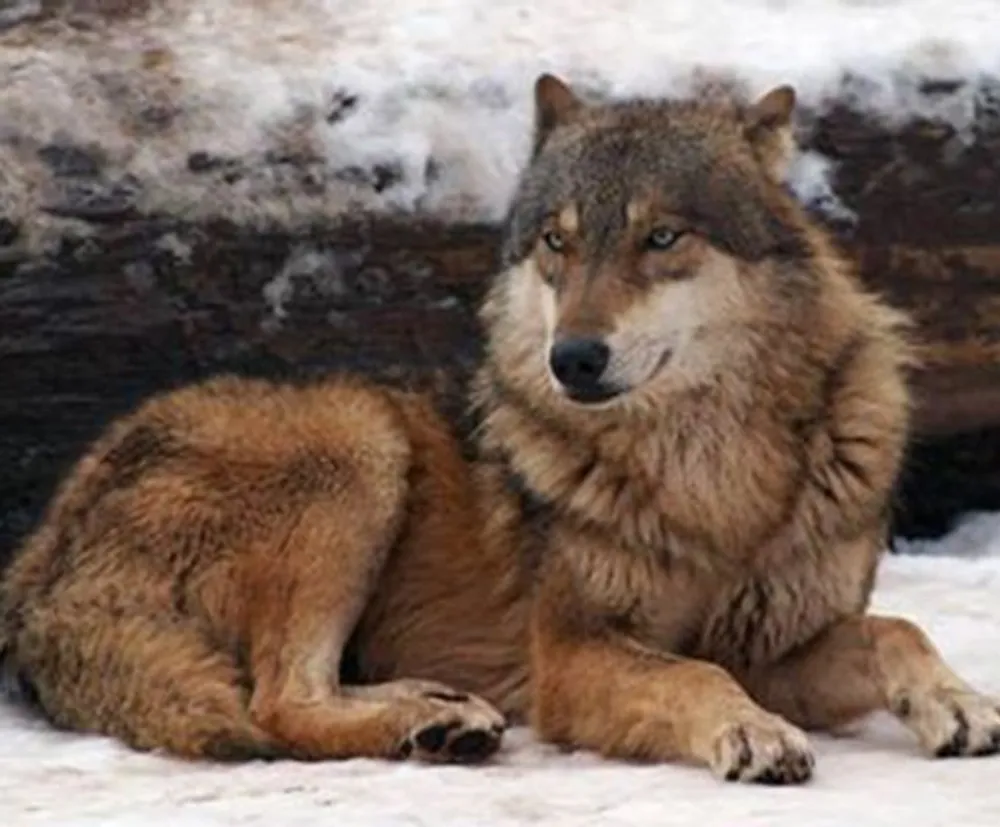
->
[[2, 75, 998, 780], [0, 377, 513, 762]]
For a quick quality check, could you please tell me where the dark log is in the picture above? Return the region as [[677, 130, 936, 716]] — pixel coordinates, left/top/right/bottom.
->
[[3, 94, 1000, 563]]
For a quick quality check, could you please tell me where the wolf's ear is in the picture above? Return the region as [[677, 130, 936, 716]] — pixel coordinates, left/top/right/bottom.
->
[[533, 74, 584, 156], [743, 85, 797, 180], [744, 85, 796, 134]]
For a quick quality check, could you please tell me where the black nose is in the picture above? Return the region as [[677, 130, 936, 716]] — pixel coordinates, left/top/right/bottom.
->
[[549, 337, 611, 394]]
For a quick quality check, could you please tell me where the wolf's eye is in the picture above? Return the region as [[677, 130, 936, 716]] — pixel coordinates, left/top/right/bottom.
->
[[542, 230, 565, 253], [646, 227, 681, 250]]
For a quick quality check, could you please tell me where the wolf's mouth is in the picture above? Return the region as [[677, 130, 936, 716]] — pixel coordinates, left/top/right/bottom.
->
[[563, 384, 625, 405], [650, 348, 675, 380]]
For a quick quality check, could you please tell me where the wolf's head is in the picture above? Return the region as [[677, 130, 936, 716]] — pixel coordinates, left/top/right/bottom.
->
[[487, 74, 832, 411]]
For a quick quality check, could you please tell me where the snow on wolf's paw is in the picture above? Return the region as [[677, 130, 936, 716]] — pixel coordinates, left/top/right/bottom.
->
[[394, 685, 507, 765], [710, 713, 815, 784], [894, 687, 1000, 758]]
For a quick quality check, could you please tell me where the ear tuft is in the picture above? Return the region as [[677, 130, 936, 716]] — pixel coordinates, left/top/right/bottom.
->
[[743, 85, 798, 181], [533, 74, 584, 155], [744, 85, 797, 136]]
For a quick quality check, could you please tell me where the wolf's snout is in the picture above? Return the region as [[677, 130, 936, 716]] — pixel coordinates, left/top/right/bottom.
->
[[549, 337, 617, 403]]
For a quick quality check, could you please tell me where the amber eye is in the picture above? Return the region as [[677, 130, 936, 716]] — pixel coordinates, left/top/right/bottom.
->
[[646, 227, 681, 251], [542, 230, 565, 253]]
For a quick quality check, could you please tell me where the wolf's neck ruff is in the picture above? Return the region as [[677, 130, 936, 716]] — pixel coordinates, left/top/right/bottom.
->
[[471, 335, 813, 573], [466, 75, 901, 574]]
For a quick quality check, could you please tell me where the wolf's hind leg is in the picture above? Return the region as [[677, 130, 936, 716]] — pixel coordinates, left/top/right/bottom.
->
[[743, 614, 1000, 758], [245, 414, 506, 764], [12, 606, 279, 760]]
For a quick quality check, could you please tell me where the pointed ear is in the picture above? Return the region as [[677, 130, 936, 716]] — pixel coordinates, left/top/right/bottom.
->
[[532, 74, 584, 155], [744, 85, 796, 135], [743, 85, 797, 179]]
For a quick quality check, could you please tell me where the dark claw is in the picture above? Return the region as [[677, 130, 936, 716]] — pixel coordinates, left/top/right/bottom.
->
[[449, 730, 501, 763], [970, 728, 1000, 757], [796, 752, 816, 778], [415, 721, 461, 753], [755, 768, 784, 785], [724, 727, 754, 781], [936, 707, 970, 758], [749, 751, 813, 785], [936, 740, 961, 758]]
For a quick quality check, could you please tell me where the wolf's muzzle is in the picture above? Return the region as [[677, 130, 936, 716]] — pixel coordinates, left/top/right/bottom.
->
[[549, 337, 620, 404]]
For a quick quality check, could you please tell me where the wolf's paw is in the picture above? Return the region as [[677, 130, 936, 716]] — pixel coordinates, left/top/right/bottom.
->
[[893, 687, 1000, 758], [393, 683, 507, 765], [710, 713, 815, 784]]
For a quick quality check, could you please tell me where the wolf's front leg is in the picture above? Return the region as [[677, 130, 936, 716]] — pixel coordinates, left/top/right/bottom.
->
[[528, 565, 814, 784], [743, 614, 1000, 758]]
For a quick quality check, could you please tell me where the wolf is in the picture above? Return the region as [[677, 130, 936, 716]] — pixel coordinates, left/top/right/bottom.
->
[[2, 74, 998, 783]]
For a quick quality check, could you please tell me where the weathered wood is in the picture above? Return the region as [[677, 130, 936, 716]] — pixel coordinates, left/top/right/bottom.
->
[[0, 218, 496, 557], [855, 244, 1000, 435], [2, 99, 1000, 562]]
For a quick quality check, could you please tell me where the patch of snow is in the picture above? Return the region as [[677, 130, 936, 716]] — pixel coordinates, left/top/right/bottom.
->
[[786, 151, 858, 225], [261, 245, 365, 326], [3, 515, 1000, 825], [895, 511, 1000, 558]]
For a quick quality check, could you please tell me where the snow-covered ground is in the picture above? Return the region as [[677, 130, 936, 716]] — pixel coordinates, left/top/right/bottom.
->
[[2, 512, 999, 826]]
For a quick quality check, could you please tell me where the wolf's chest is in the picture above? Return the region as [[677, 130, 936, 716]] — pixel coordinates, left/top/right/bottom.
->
[[690, 570, 835, 669], [568, 423, 804, 562], [573, 539, 871, 671]]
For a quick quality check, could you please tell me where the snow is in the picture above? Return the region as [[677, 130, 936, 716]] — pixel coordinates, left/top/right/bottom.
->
[[2, 0, 999, 244], [2, 512, 999, 826]]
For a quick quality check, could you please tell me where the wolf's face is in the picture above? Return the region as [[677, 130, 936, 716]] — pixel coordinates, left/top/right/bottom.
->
[[496, 75, 816, 408]]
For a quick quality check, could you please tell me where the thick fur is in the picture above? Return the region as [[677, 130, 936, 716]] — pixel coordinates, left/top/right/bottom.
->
[[0, 376, 519, 762], [2, 76, 999, 780]]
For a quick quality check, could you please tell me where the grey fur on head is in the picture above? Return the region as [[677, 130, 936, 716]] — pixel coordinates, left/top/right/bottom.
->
[[501, 76, 810, 269]]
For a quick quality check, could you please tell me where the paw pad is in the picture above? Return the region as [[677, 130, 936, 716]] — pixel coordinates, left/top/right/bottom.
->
[[405, 719, 502, 764]]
